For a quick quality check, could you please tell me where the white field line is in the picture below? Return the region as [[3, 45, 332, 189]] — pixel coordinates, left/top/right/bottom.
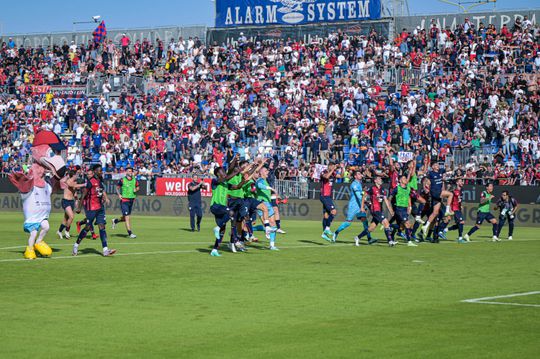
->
[[0, 243, 351, 263], [461, 291, 540, 308], [2, 236, 538, 252]]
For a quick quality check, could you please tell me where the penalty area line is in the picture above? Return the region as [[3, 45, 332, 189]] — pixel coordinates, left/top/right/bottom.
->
[[461, 291, 540, 308]]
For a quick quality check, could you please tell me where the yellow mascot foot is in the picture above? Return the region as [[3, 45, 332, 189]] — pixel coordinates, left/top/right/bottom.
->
[[34, 241, 52, 257], [24, 246, 37, 260]]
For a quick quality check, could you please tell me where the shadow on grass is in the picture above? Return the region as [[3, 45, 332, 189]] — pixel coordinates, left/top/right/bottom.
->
[[180, 228, 197, 232], [79, 248, 102, 255], [299, 240, 326, 246], [196, 248, 212, 253]]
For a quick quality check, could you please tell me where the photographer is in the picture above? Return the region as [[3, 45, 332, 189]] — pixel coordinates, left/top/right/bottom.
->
[[495, 191, 519, 240]]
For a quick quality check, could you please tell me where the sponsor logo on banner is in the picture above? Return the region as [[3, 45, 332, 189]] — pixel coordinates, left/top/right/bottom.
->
[[155, 178, 213, 197], [215, 0, 382, 27]]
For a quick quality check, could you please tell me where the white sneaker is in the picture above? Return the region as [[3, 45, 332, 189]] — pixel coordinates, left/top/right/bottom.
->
[[492, 235, 500, 242], [56, 231, 63, 240], [72, 245, 78, 256], [129, 233, 137, 239], [64, 231, 71, 239], [389, 240, 396, 247], [229, 242, 237, 253], [407, 241, 418, 247], [354, 236, 360, 247], [276, 229, 286, 234], [508, 236, 513, 241], [464, 234, 471, 242], [415, 216, 425, 225], [103, 249, 117, 256]]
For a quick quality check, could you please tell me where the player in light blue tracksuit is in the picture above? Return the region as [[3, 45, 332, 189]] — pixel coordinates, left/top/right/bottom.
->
[[332, 170, 374, 244]]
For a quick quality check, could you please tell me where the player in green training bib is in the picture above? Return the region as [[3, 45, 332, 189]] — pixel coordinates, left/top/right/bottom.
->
[[465, 182, 499, 242], [389, 175, 418, 247], [112, 167, 140, 238]]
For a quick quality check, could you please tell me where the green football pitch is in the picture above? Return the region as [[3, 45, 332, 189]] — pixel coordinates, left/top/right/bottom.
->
[[1, 212, 539, 358]]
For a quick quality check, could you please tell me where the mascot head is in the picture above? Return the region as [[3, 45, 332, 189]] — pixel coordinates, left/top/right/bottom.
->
[[31, 130, 67, 179]]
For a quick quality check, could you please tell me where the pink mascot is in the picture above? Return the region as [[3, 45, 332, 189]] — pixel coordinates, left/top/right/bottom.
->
[[9, 131, 66, 259]]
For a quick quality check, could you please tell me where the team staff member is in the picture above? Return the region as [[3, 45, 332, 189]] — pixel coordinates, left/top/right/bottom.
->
[[73, 164, 116, 257], [496, 191, 518, 240], [112, 167, 139, 238], [465, 183, 499, 242], [390, 175, 418, 247], [187, 174, 207, 232]]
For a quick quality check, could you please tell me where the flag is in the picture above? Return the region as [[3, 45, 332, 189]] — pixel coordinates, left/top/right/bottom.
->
[[93, 21, 107, 43]]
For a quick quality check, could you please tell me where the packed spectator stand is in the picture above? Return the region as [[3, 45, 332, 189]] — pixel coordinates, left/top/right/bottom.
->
[[1, 17, 539, 188]]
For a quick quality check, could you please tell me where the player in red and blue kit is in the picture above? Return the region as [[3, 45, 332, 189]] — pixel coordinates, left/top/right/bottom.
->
[[73, 164, 116, 257], [446, 178, 467, 243], [320, 163, 337, 241], [360, 176, 396, 246], [421, 161, 454, 237]]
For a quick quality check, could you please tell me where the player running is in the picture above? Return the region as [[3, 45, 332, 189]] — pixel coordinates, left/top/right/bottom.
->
[[57, 169, 86, 239], [445, 178, 467, 243], [320, 163, 337, 241], [112, 167, 139, 238], [495, 191, 518, 240], [73, 164, 116, 257], [464, 183, 499, 242], [332, 170, 374, 245], [360, 176, 396, 246]]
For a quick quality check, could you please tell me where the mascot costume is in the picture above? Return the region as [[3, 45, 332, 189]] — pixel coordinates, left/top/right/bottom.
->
[[9, 131, 66, 259]]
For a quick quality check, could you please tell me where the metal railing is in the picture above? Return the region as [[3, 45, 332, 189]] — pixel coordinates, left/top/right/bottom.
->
[[274, 179, 309, 199]]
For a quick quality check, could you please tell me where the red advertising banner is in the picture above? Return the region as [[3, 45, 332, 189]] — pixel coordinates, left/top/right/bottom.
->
[[155, 178, 213, 197]]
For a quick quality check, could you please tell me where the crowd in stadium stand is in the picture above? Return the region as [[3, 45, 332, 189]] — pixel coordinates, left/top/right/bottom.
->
[[0, 16, 539, 186]]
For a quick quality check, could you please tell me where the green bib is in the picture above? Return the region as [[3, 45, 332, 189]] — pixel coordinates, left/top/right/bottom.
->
[[478, 191, 492, 213], [211, 181, 228, 206], [396, 185, 411, 208], [227, 174, 244, 198], [122, 177, 137, 199], [256, 179, 271, 203]]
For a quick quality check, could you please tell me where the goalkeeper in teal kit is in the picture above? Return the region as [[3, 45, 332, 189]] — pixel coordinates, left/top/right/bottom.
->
[[332, 170, 374, 244]]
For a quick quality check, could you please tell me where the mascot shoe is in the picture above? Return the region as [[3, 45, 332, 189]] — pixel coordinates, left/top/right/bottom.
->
[[24, 246, 37, 260], [34, 241, 52, 257]]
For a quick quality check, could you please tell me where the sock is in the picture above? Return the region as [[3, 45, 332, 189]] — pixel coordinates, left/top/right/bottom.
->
[[113, 218, 118, 224], [76, 228, 88, 243], [406, 228, 412, 241], [336, 221, 351, 234], [128, 230, 132, 235], [439, 221, 448, 233], [425, 221, 431, 228], [448, 224, 459, 231], [322, 217, 327, 230], [446, 205, 451, 213], [276, 220, 281, 229], [269, 227, 277, 247], [99, 229, 108, 248], [363, 221, 372, 240], [59, 224, 66, 232], [492, 223, 498, 236], [231, 226, 238, 243], [458, 223, 464, 237], [416, 203, 425, 214], [384, 228, 393, 243], [73, 242, 79, 249], [246, 221, 253, 237], [264, 220, 270, 228], [327, 214, 335, 227], [412, 221, 420, 234], [508, 222, 514, 236], [66, 225, 70, 232], [358, 229, 369, 239], [467, 226, 479, 236]]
